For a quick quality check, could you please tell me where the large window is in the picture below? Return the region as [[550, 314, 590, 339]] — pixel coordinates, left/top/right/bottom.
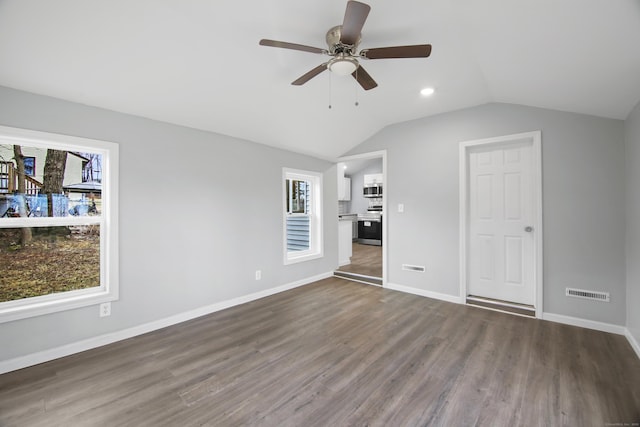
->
[[283, 168, 323, 264], [0, 125, 118, 323]]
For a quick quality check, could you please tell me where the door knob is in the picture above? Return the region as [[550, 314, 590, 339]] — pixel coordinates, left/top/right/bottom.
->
[[524, 226, 534, 233]]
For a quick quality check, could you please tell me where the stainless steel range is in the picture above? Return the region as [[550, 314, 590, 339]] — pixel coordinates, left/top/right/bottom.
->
[[357, 210, 382, 246]]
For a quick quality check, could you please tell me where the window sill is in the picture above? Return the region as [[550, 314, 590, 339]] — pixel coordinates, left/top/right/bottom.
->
[[284, 251, 324, 265], [0, 287, 118, 323]]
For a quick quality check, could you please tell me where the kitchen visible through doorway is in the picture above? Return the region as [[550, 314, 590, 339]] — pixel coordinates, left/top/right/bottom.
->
[[335, 152, 386, 286]]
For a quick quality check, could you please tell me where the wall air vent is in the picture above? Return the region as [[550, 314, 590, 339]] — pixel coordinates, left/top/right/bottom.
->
[[565, 287, 610, 302], [402, 264, 425, 273]]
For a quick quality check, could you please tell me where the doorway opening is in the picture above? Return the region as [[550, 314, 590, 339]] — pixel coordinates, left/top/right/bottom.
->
[[459, 131, 543, 317], [335, 150, 387, 286]]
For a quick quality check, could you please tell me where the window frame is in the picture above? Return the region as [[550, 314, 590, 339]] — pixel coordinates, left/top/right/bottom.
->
[[282, 168, 323, 265], [0, 125, 118, 323]]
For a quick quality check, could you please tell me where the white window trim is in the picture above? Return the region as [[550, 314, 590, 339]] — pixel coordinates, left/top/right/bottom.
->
[[0, 125, 119, 323], [282, 168, 323, 265]]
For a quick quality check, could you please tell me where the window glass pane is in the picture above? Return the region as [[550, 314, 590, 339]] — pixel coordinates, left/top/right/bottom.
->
[[286, 179, 308, 214], [0, 144, 102, 219], [0, 225, 101, 302]]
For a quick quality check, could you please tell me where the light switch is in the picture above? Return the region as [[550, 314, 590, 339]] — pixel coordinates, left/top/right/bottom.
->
[[398, 203, 404, 213]]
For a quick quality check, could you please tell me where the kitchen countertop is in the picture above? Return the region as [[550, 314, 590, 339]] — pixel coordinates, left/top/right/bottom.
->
[[338, 213, 358, 220]]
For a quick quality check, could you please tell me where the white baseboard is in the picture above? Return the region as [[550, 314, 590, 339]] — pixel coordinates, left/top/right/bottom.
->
[[626, 329, 640, 360], [385, 282, 464, 305], [0, 271, 333, 375], [542, 312, 626, 335]]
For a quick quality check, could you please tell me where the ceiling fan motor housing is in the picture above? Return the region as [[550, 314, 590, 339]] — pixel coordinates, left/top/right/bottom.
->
[[326, 25, 361, 55]]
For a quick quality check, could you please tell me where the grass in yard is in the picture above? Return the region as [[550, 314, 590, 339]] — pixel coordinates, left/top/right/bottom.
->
[[0, 227, 100, 302]]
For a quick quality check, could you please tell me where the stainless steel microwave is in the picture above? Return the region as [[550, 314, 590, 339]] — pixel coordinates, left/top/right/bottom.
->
[[363, 184, 382, 198]]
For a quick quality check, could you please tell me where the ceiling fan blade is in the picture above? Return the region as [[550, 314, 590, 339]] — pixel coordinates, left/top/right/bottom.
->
[[259, 39, 325, 54], [361, 44, 432, 59], [352, 65, 378, 90], [340, 1, 371, 46], [292, 63, 328, 86]]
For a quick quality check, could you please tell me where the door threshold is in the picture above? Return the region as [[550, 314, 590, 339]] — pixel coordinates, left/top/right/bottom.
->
[[334, 271, 383, 286], [466, 296, 535, 318], [356, 239, 382, 246]]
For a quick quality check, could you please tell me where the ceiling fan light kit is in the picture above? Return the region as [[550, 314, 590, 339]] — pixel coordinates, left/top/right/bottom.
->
[[328, 55, 359, 76], [259, 0, 432, 91]]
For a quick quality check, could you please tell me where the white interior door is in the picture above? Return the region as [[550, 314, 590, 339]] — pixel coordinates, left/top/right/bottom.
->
[[467, 140, 535, 305]]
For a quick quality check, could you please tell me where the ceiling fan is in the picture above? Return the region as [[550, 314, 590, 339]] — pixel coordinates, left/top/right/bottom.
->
[[259, 0, 432, 90]]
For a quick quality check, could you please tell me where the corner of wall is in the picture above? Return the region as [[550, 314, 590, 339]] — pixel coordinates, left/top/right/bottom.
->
[[624, 99, 640, 360], [625, 328, 640, 360]]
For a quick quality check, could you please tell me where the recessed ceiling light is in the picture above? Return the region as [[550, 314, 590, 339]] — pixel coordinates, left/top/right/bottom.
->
[[420, 87, 435, 97]]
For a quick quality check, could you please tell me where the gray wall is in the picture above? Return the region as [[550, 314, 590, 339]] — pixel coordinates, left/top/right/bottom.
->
[[346, 160, 383, 215], [625, 100, 640, 343], [344, 103, 627, 325], [0, 86, 338, 362]]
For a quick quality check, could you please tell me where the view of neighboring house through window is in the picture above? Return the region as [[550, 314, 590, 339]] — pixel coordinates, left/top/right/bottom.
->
[[283, 168, 323, 264], [286, 178, 310, 251], [0, 125, 118, 323]]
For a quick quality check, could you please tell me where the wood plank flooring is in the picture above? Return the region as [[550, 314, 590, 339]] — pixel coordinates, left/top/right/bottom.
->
[[1, 278, 639, 426], [336, 243, 382, 278]]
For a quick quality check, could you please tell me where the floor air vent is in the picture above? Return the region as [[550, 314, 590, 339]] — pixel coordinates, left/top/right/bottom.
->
[[565, 287, 610, 302], [402, 264, 425, 272]]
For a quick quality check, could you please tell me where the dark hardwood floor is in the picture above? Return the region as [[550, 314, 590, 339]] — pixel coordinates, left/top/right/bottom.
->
[[1, 278, 639, 426], [336, 242, 382, 278]]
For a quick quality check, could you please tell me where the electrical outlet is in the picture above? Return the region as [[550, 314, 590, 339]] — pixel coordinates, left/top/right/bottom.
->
[[99, 302, 111, 317], [255, 270, 262, 280]]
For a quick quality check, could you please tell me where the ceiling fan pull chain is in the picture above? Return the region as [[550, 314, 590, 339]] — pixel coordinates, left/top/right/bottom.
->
[[354, 67, 359, 107], [328, 71, 333, 109]]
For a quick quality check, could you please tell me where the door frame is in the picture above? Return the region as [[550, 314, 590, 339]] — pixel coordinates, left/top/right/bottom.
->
[[337, 150, 387, 286], [459, 131, 543, 318]]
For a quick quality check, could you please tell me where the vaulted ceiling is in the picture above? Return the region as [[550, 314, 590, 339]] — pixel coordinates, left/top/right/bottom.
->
[[1, 0, 639, 160]]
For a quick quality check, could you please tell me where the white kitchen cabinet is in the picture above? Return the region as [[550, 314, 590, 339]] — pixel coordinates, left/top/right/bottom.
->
[[338, 219, 353, 266], [337, 163, 351, 201], [364, 173, 383, 185], [339, 177, 351, 201]]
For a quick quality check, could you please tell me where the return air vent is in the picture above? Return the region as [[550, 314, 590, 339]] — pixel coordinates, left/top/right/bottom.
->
[[402, 264, 425, 272], [565, 287, 610, 302]]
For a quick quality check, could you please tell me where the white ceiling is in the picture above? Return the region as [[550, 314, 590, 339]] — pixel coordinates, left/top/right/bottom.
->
[[1, 0, 639, 160], [340, 157, 381, 176]]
